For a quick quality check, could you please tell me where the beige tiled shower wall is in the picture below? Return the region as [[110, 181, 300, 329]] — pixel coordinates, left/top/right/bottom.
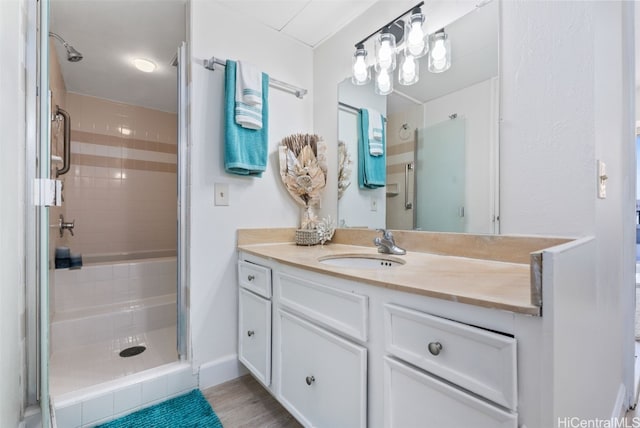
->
[[61, 92, 177, 256], [386, 104, 423, 230]]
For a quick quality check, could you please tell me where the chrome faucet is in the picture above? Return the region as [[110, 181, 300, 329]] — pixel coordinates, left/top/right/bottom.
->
[[373, 229, 406, 255]]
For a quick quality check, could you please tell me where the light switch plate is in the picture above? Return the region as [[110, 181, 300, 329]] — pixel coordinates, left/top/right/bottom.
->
[[215, 183, 229, 206], [370, 197, 378, 212], [597, 160, 607, 199]]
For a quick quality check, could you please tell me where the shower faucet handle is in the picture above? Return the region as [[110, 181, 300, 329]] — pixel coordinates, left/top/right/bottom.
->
[[59, 214, 75, 238]]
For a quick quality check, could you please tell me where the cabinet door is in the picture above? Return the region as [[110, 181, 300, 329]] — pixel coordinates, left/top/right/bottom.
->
[[238, 288, 271, 386], [278, 310, 367, 428], [384, 357, 517, 428]]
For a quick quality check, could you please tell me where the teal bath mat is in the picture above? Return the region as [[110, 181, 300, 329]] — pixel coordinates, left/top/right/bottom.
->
[[97, 389, 223, 428]]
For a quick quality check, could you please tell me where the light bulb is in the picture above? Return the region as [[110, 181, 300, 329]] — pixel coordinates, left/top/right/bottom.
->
[[378, 40, 393, 69], [431, 39, 446, 61], [377, 70, 391, 93], [402, 56, 416, 81], [407, 22, 425, 57], [353, 55, 368, 82], [399, 54, 418, 86]]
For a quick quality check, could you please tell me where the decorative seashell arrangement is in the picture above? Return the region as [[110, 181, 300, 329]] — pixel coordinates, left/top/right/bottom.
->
[[337, 141, 352, 200], [278, 134, 335, 244]]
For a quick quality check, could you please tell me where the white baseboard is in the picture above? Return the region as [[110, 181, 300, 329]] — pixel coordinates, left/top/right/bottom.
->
[[198, 354, 248, 390], [612, 383, 627, 419]]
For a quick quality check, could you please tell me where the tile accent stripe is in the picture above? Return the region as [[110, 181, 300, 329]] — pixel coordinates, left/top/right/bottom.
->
[[71, 154, 177, 173], [387, 163, 408, 175], [387, 141, 415, 156], [72, 142, 177, 164], [72, 130, 177, 154]]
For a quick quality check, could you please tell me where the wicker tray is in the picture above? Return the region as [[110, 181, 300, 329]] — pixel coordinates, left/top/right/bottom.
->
[[295, 229, 320, 246]]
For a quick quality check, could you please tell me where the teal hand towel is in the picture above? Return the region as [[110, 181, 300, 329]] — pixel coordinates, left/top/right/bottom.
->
[[358, 109, 386, 188], [224, 60, 269, 176]]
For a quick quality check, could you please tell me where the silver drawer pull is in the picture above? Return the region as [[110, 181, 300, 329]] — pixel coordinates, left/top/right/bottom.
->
[[428, 342, 443, 356], [247, 275, 255, 281], [305, 375, 315, 386], [247, 330, 255, 337]]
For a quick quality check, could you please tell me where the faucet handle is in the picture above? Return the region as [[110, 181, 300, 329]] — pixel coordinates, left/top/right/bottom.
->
[[376, 228, 394, 241]]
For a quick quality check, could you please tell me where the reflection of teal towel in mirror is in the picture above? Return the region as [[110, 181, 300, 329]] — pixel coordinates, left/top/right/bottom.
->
[[224, 60, 269, 176], [358, 109, 386, 188]]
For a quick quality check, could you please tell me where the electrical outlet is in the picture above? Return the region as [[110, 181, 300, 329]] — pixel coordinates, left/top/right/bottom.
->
[[371, 197, 378, 212], [215, 183, 229, 206]]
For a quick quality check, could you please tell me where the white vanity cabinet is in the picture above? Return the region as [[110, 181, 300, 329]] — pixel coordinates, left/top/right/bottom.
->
[[237, 252, 521, 428], [237, 260, 272, 386]]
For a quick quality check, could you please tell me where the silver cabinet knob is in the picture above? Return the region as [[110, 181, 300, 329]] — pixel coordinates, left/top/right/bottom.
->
[[247, 275, 255, 281], [305, 375, 315, 386], [428, 342, 443, 356], [247, 330, 255, 337]]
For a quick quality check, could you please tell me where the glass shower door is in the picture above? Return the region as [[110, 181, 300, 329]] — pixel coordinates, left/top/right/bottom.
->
[[415, 118, 466, 232]]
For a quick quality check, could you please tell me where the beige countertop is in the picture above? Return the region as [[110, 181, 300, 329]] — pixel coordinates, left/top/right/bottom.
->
[[238, 241, 540, 316]]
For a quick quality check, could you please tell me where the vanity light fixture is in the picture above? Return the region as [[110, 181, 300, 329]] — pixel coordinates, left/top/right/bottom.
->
[[133, 58, 157, 73], [350, 2, 453, 94]]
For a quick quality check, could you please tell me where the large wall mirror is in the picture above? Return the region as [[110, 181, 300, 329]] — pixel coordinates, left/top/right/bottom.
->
[[337, 0, 499, 234]]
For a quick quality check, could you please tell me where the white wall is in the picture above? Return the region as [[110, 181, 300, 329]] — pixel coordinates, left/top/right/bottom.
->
[[422, 77, 498, 234], [0, 0, 27, 425], [338, 79, 387, 228], [189, 1, 313, 375], [500, 0, 635, 420]]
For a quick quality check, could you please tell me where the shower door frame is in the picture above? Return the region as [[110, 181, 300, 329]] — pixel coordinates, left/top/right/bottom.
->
[[177, 40, 190, 362]]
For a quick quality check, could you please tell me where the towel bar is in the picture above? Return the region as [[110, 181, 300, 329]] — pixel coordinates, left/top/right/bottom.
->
[[204, 56, 307, 99]]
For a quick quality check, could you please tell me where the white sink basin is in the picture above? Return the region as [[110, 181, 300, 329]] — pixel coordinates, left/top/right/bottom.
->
[[318, 254, 405, 269]]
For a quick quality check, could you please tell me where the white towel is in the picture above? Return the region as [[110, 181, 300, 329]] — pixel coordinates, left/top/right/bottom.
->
[[236, 61, 262, 107], [234, 101, 262, 130], [367, 109, 384, 156], [235, 61, 263, 129]]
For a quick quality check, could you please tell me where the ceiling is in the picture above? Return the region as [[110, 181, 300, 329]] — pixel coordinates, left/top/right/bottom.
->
[[50, 0, 378, 113], [50, 0, 186, 113], [215, 1, 379, 48]]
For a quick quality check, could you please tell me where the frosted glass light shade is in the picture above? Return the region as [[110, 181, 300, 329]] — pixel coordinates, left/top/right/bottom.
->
[[375, 28, 396, 71], [398, 54, 419, 85], [352, 44, 371, 85], [375, 68, 393, 95], [428, 31, 451, 73]]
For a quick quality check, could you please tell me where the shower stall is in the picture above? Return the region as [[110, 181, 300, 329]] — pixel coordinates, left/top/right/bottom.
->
[[44, 0, 188, 403]]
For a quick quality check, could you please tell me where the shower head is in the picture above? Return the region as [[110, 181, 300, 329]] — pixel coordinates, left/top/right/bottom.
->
[[49, 32, 83, 62]]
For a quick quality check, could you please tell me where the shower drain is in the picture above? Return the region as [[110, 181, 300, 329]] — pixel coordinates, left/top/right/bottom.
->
[[119, 345, 146, 358]]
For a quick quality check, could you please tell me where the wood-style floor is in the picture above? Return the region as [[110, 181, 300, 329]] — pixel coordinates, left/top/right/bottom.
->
[[203, 375, 302, 428]]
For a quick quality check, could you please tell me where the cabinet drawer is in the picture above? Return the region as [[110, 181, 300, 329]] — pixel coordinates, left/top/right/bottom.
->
[[238, 260, 271, 298], [384, 304, 517, 409], [277, 310, 367, 428], [276, 272, 368, 341], [239, 288, 271, 386], [384, 357, 517, 428]]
